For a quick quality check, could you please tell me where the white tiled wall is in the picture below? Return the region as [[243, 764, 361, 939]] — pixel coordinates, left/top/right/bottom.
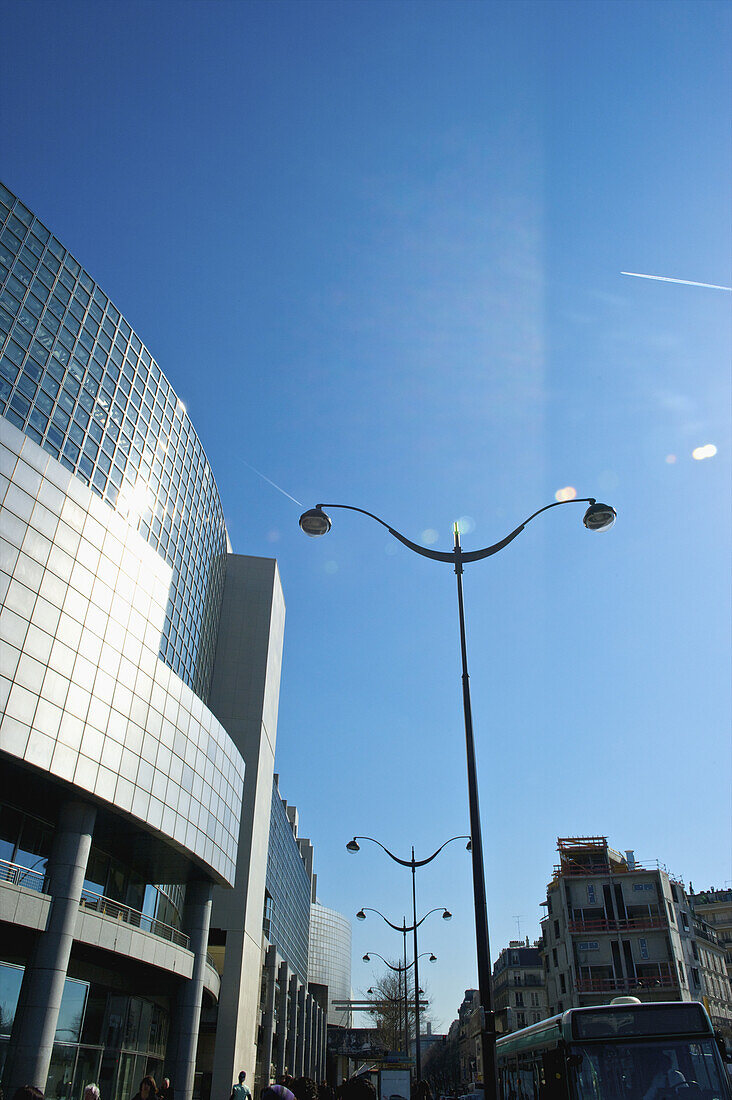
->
[[0, 418, 243, 886]]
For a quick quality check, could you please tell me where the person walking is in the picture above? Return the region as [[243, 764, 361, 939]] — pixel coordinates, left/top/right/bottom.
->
[[230, 1073, 252, 1100]]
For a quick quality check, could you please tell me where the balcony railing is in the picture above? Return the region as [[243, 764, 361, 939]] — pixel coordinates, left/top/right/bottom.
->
[[568, 916, 667, 934], [575, 966, 677, 994], [79, 888, 190, 948], [1, 858, 46, 892]]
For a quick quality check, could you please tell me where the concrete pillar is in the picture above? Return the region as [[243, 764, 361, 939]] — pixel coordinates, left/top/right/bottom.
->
[[317, 1005, 325, 1081], [286, 974, 298, 1075], [304, 994, 313, 1077], [295, 983, 306, 1076], [259, 946, 278, 1086], [6, 799, 96, 1093], [171, 880, 214, 1100], [275, 962, 289, 1078]]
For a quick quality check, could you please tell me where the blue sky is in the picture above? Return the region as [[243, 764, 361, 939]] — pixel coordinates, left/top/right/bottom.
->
[[2, 0, 730, 1029]]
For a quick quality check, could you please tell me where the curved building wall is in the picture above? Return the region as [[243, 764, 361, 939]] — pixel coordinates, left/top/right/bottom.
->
[[0, 417, 243, 886], [0, 182, 226, 700], [309, 901, 352, 1025]]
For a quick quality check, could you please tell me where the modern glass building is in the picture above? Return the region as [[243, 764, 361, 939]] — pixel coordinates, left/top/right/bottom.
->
[[0, 180, 227, 702], [0, 184, 286, 1100], [264, 778, 313, 985], [309, 902, 352, 1027]]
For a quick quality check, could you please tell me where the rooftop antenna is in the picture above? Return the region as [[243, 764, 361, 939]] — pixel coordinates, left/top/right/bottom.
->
[[513, 915, 523, 939]]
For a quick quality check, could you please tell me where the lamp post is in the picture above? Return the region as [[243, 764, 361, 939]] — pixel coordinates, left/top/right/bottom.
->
[[301, 497, 616, 1097], [363, 951, 436, 1055], [357, 904, 451, 1079], [348, 835, 469, 1079]]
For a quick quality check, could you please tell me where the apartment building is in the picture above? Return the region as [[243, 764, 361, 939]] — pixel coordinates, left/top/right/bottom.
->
[[492, 938, 548, 1034]]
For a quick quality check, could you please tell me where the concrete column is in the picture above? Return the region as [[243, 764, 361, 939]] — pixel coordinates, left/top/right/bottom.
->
[[6, 799, 96, 1093], [312, 1004, 321, 1081], [317, 1005, 326, 1081], [171, 880, 214, 1100], [259, 946, 278, 1086], [286, 975, 299, 1076], [275, 962, 289, 1078], [295, 983, 306, 1076], [304, 994, 313, 1077]]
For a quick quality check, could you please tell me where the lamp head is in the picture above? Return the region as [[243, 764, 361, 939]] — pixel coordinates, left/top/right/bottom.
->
[[466, 839, 472, 851], [363, 953, 370, 962], [356, 909, 366, 921], [346, 838, 360, 853], [582, 501, 617, 532], [442, 909, 452, 921], [429, 953, 437, 962], [299, 506, 332, 537], [367, 987, 374, 994]]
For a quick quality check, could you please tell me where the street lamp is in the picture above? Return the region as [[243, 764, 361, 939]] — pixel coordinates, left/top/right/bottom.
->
[[301, 496, 616, 1097], [357, 904, 450, 1079], [363, 951, 436, 1055], [349, 835, 468, 1078]]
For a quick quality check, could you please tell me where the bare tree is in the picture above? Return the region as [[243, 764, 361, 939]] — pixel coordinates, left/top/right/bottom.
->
[[363, 963, 434, 1053]]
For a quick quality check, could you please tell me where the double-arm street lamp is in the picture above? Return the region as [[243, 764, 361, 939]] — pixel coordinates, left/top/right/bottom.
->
[[357, 903, 451, 1079], [348, 835, 469, 1078], [363, 950, 436, 1055], [301, 497, 616, 1096]]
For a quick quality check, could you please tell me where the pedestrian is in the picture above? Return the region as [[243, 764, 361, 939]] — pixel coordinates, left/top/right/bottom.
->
[[159, 1081, 174, 1100], [261, 1087, 295, 1100], [83, 1086, 100, 1100], [131, 1077, 158, 1100], [230, 1073, 251, 1100], [12, 1090, 44, 1100]]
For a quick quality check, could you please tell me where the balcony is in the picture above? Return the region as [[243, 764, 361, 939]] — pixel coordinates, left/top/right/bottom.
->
[[575, 965, 677, 994], [568, 916, 667, 934], [1, 857, 46, 892], [79, 887, 190, 948]]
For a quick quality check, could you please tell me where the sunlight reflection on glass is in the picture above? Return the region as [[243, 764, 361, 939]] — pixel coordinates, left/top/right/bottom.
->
[[555, 486, 577, 502], [118, 478, 156, 521], [692, 444, 717, 460]]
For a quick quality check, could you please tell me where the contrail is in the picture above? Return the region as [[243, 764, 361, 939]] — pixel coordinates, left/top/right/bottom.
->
[[241, 460, 303, 507], [621, 271, 731, 291]]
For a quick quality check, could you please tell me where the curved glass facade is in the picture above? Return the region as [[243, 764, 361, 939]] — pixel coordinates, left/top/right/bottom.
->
[[0, 182, 227, 700], [309, 902, 352, 1025]]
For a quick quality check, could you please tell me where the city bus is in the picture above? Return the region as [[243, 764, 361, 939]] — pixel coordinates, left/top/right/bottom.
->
[[495, 998, 731, 1099]]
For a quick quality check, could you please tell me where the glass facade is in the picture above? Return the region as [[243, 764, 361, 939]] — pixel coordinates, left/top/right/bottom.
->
[[264, 782, 312, 984], [0, 182, 227, 701], [309, 902, 352, 1025]]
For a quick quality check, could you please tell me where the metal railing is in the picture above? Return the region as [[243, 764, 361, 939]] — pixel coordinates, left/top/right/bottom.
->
[[78, 887, 190, 948], [568, 916, 667, 934], [0, 858, 46, 892], [575, 966, 677, 993]]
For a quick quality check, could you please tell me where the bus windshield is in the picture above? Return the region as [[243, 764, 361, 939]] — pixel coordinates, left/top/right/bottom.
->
[[569, 1037, 730, 1099]]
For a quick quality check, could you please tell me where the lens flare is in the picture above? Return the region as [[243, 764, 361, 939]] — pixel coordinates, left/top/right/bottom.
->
[[692, 444, 717, 461], [421, 528, 439, 545], [555, 486, 577, 502], [665, 454, 677, 464]]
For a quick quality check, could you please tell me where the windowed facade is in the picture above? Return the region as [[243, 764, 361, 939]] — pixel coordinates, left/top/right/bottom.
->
[[0, 181, 227, 701]]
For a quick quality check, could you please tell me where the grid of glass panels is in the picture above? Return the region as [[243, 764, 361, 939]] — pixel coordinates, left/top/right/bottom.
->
[[0, 182, 227, 701], [309, 901, 352, 1023], [265, 781, 312, 984]]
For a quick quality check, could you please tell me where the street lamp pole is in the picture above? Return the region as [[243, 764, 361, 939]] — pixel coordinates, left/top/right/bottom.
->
[[303, 497, 616, 1097], [357, 905, 449, 1078], [348, 835, 468, 1079], [363, 951, 437, 1055]]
